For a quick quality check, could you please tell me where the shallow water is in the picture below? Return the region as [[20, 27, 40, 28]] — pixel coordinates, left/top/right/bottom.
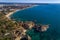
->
[[10, 4, 60, 40]]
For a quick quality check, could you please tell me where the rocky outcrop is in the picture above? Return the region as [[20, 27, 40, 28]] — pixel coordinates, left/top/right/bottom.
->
[[41, 25, 49, 32], [22, 21, 35, 30], [33, 24, 49, 32], [11, 21, 49, 40]]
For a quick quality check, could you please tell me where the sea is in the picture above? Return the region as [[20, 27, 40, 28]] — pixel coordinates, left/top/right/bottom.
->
[[10, 4, 60, 40]]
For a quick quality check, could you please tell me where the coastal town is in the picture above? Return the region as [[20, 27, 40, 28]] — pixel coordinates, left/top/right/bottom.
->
[[0, 3, 49, 40]]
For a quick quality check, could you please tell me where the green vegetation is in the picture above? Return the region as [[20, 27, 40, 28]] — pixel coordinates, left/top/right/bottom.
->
[[0, 12, 21, 40]]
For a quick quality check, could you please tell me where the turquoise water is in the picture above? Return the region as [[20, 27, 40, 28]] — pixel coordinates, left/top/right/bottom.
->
[[10, 4, 60, 40]]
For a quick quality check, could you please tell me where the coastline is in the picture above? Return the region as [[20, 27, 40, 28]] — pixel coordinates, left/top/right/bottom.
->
[[5, 10, 19, 20], [5, 5, 38, 20], [4, 5, 50, 40]]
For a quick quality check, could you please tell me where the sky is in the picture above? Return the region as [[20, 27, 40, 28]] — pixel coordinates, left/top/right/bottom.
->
[[0, 0, 60, 3]]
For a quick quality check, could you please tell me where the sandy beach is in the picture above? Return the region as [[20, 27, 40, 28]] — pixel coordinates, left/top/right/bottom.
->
[[5, 10, 19, 19], [5, 5, 38, 19]]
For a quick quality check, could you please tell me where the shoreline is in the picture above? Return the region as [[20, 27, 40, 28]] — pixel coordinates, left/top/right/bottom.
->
[[5, 10, 19, 20], [5, 5, 38, 20]]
